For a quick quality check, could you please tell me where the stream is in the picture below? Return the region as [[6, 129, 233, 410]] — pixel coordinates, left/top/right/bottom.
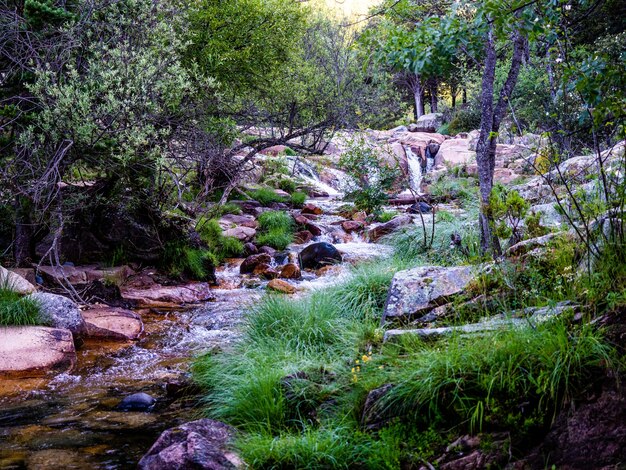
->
[[0, 197, 394, 470]]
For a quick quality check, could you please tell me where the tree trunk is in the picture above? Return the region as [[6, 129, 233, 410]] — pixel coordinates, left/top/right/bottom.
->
[[462, 87, 467, 104], [451, 84, 457, 109], [429, 79, 438, 112], [409, 73, 424, 119], [14, 197, 34, 267], [475, 25, 527, 257]]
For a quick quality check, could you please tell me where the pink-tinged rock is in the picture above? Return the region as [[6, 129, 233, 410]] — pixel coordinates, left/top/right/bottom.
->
[[84, 265, 136, 284], [239, 253, 272, 274], [0, 265, 37, 295], [280, 263, 301, 280], [274, 189, 290, 199], [294, 230, 313, 244], [122, 283, 215, 307], [301, 203, 323, 215], [138, 419, 242, 470], [341, 220, 364, 232], [267, 279, 297, 294], [437, 138, 475, 166], [218, 214, 258, 229], [82, 307, 143, 340], [223, 226, 256, 242], [305, 222, 322, 237], [0, 326, 76, 379], [37, 265, 88, 285], [367, 216, 413, 241]]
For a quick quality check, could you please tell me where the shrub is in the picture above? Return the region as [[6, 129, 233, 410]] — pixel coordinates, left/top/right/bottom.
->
[[196, 217, 244, 260], [290, 191, 307, 207], [0, 288, 42, 326], [256, 211, 294, 249], [339, 136, 399, 215], [377, 211, 398, 223], [161, 241, 217, 280], [249, 187, 286, 206], [278, 178, 297, 193], [447, 104, 481, 135]]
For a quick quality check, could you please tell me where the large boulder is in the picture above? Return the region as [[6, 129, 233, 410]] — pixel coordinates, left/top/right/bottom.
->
[[37, 265, 88, 286], [280, 263, 301, 280], [239, 253, 272, 274], [298, 242, 342, 270], [367, 215, 413, 242], [82, 307, 143, 340], [437, 137, 475, 166], [28, 292, 87, 335], [0, 265, 37, 295], [0, 326, 76, 378], [222, 226, 256, 242], [382, 265, 475, 325], [121, 283, 216, 308], [138, 418, 242, 470], [410, 113, 443, 133]]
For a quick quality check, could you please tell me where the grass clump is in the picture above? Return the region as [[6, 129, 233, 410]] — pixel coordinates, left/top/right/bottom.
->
[[377, 211, 398, 223], [256, 211, 294, 250], [0, 288, 42, 326], [249, 187, 287, 206], [377, 321, 617, 436], [161, 241, 217, 281], [291, 191, 307, 207], [196, 217, 244, 260]]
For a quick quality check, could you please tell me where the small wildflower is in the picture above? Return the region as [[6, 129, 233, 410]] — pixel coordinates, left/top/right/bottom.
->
[[351, 367, 356, 373], [355, 360, 359, 364], [378, 365, 384, 369]]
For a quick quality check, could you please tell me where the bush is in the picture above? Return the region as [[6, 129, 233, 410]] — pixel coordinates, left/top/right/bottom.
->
[[291, 191, 307, 207], [447, 104, 481, 135], [196, 217, 244, 260], [278, 178, 297, 193], [256, 211, 294, 249], [161, 241, 217, 280], [0, 288, 42, 326], [377, 211, 398, 223], [249, 187, 287, 206]]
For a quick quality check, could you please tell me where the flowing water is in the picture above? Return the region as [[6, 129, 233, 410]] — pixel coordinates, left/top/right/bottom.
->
[[0, 196, 394, 469]]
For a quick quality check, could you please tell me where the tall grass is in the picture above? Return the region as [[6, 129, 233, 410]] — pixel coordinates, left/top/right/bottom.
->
[[0, 287, 42, 326], [256, 211, 294, 250], [250, 187, 287, 206]]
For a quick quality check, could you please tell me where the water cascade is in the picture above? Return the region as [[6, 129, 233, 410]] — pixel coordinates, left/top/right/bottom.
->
[[405, 146, 424, 193]]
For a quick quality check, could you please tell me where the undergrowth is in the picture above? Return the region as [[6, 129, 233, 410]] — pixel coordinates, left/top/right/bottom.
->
[[256, 211, 294, 250], [0, 287, 42, 326]]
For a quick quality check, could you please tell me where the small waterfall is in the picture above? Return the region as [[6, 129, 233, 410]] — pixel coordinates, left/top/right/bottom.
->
[[287, 156, 342, 197], [405, 146, 423, 193]]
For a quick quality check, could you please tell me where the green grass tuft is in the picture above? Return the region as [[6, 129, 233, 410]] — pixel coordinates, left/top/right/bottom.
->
[[256, 211, 294, 249], [291, 191, 307, 207], [250, 187, 287, 206], [0, 288, 42, 326]]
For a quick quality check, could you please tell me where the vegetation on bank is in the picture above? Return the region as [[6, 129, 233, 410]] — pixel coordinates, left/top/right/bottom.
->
[[193, 176, 624, 467], [0, 288, 41, 326]]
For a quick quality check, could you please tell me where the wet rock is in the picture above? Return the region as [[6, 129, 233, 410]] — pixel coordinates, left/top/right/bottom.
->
[[280, 263, 302, 280], [82, 307, 143, 340], [239, 253, 272, 274], [407, 202, 432, 214], [293, 214, 309, 226], [118, 392, 156, 411], [294, 230, 314, 244], [299, 242, 343, 270], [367, 215, 413, 242], [341, 220, 364, 232], [243, 242, 258, 256], [301, 203, 323, 215], [0, 265, 37, 295], [352, 211, 367, 222], [361, 384, 394, 431], [252, 263, 280, 280], [267, 279, 297, 294], [301, 213, 319, 221], [258, 246, 277, 256], [230, 200, 261, 215], [121, 283, 216, 307], [28, 292, 87, 335], [223, 226, 256, 242], [304, 221, 322, 237], [435, 433, 510, 470], [82, 279, 126, 306], [382, 265, 475, 324], [138, 418, 241, 470], [0, 326, 76, 379], [83, 265, 136, 284]]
